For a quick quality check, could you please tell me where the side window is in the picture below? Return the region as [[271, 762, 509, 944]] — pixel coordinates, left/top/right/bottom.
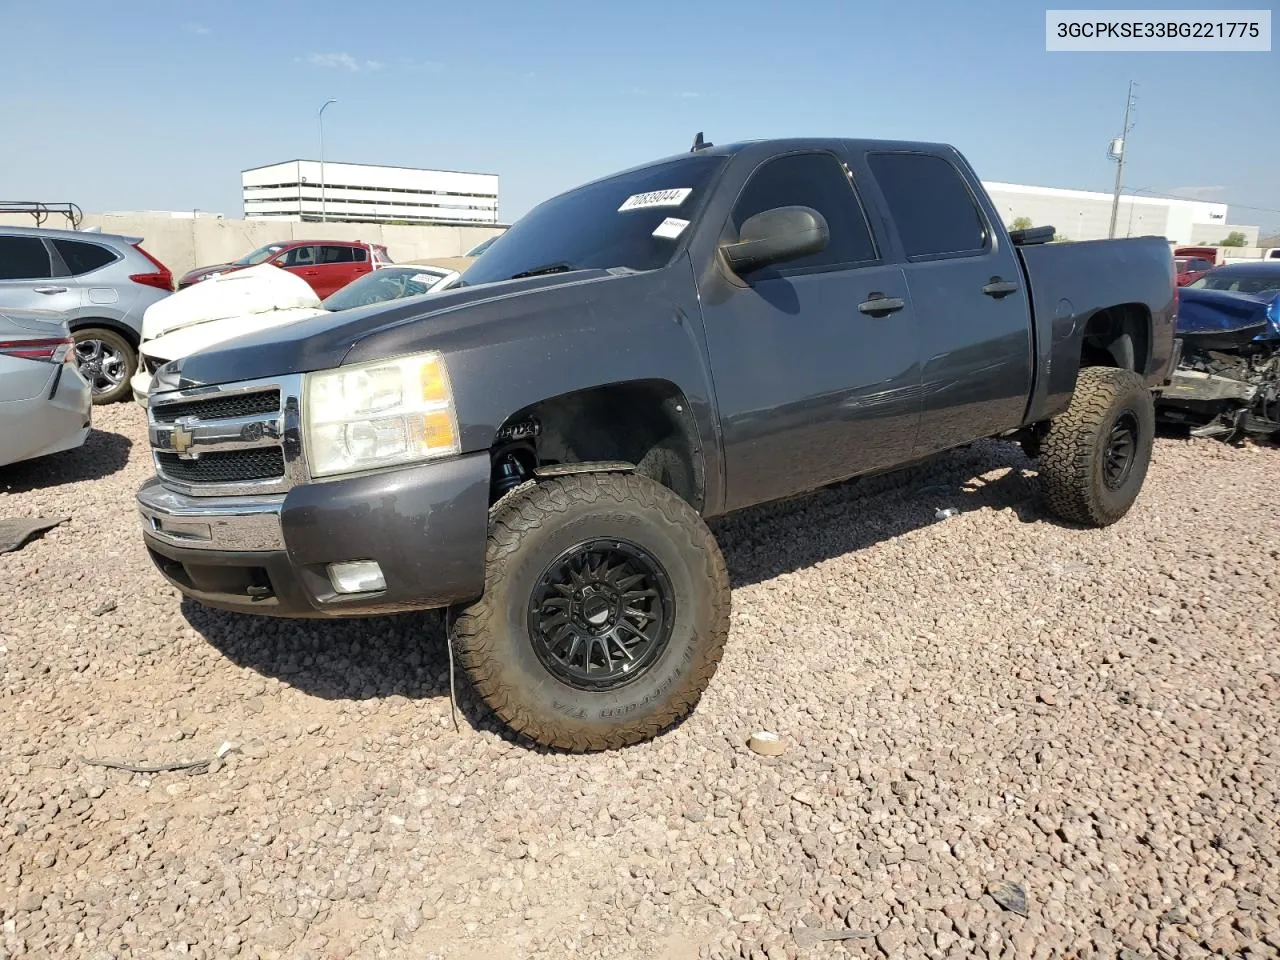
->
[[0, 236, 53, 280], [730, 152, 877, 275], [283, 246, 316, 267], [319, 245, 355, 264], [867, 153, 989, 259], [351, 247, 368, 263], [52, 239, 118, 276]]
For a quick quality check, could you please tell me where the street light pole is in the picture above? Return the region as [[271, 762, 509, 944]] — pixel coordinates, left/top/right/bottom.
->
[[319, 99, 337, 223], [1126, 187, 1151, 237], [1107, 81, 1137, 239]]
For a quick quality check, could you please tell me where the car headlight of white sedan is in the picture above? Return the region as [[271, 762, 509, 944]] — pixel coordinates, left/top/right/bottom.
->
[[303, 351, 461, 478]]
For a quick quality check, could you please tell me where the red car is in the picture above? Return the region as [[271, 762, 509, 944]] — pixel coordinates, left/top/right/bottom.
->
[[1175, 256, 1214, 287], [178, 240, 392, 298]]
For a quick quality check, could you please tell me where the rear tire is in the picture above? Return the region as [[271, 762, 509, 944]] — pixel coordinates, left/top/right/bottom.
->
[[72, 326, 136, 405], [1039, 366, 1155, 527], [452, 472, 730, 751]]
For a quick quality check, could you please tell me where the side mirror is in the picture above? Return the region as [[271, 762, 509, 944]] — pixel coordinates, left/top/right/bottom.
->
[[721, 205, 829, 275]]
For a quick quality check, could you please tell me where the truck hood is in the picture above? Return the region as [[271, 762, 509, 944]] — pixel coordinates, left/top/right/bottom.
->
[[143, 264, 323, 340], [169, 268, 622, 389]]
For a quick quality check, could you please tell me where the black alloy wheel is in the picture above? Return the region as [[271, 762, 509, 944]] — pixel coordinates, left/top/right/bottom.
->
[[527, 539, 674, 690]]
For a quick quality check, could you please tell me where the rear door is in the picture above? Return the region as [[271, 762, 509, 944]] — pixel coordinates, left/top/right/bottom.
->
[[50, 237, 134, 314], [0, 234, 81, 317], [698, 150, 921, 511], [860, 150, 1033, 456], [313, 244, 363, 296]]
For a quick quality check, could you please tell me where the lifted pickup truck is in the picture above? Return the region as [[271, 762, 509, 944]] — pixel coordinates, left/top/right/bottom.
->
[[137, 136, 1177, 750]]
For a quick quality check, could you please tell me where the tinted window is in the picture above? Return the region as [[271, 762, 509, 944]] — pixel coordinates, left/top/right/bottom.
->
[[53, 239, 117, 276], [0, 236, 53, 280], [319, 245, 355, 264], [352, 247, 368, 262], [730, 153, 877, 274], [867, 153, 988, 258], [459, 154, 726, 287], [282, 246, 316, 267]]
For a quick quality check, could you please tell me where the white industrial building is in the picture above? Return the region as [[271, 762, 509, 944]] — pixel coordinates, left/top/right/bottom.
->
[[981, 181, 1259, 247], [241, 160, 500, 226]]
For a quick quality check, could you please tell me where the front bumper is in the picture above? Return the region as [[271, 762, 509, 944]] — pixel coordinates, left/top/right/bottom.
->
[[138, 452, 491, 617], [130, 369, 153, 407]]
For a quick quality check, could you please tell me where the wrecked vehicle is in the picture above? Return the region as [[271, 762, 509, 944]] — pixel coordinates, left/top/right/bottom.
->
[[1159, 263, 1280, 440]]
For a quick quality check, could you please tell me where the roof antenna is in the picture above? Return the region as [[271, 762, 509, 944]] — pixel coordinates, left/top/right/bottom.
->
[[691, 131, 713, 152]]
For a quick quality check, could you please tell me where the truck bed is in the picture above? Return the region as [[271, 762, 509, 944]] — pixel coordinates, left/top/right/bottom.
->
[[1016, 235, 1177, 425]]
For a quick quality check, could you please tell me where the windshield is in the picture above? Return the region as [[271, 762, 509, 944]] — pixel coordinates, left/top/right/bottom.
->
[[459, 154, 727, 287], [464, 235, 499, 257], [1187, 270, 1280, 296], [320, 266, 448, 311], [232, 243, 286, 266]]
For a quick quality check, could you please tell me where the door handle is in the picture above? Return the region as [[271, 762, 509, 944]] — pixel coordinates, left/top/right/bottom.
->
[[34, 286, 68, 295], [983, 278, 1018, 298], [858, 294, 905, 316]]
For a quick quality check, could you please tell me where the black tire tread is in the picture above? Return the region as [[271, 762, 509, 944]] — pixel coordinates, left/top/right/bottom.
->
[[1038, 366, 1152, 526], [452, 472, 730, 751]]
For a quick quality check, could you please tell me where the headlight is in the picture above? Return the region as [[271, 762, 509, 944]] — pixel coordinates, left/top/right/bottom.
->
[[303, 351, 461, 478]]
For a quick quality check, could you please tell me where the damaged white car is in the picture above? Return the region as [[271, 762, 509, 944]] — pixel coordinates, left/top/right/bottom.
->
[[130, 262, 459, 405]]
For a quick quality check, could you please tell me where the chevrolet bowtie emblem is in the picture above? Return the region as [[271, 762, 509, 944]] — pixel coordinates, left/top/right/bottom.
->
[[170, 423, 195, 456]]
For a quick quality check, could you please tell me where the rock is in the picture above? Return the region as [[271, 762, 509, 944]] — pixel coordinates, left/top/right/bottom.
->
[[748, 732, 786, 757], [988, 880, 1029, 918]]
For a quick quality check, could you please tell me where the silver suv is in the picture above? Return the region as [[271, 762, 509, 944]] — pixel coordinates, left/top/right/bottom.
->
[[0, 226, 174, 403]]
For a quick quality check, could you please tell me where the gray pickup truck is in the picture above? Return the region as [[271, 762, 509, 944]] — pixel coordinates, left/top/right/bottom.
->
[[137, 136, 1177, 750]]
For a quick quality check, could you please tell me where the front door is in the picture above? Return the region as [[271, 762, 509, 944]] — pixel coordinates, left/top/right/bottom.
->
[[697, 151, 922, 512], [278, 244, 321, 294], [862, 151, 1033, 457]]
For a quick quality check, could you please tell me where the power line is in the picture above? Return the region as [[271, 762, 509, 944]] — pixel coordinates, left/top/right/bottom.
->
[[1126, 188, 1280, 217]]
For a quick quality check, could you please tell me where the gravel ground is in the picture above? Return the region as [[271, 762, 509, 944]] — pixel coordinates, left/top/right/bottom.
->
[[2, 403, 1278, 960]]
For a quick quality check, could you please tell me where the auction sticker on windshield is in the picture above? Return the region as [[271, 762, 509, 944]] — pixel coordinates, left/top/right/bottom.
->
[[619, 188, 692, 212], [652, 217, 690, 239]]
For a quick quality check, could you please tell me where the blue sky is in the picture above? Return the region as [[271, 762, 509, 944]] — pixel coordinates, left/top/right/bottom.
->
[[2, 0, 1277, 234]]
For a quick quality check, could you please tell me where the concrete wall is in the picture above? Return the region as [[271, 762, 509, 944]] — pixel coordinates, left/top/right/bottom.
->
[[0, 212, 504, 277], [1187, 223, 1261, 246]]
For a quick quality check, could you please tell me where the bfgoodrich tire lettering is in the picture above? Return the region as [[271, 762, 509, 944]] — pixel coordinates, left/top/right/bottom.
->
[[451, 472, 730, 751], [1038, 366, 1155, 527]]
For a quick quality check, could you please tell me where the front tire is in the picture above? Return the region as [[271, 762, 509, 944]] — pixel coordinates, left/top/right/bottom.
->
[[452, 472, 730, 751], [1039, 366, 1155, 526], [72, 327, 136, 405]]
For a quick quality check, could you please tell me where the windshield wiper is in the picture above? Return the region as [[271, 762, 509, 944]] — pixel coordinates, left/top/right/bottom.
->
[[510, 262, 576, 280]]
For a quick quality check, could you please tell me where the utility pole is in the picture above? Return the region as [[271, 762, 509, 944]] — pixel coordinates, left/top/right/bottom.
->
[[319, 99, 337, 223], [1107, 81, 1137, 239]]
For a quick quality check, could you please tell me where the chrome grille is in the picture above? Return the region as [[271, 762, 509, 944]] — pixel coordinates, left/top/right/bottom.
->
[[156, 449, 286, 483], [151, 390, 281, 423], [147, 376, 306, 497]]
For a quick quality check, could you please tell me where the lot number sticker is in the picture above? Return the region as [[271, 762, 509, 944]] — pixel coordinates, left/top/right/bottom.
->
[[619, 188, 692, 212], [652, 217, 690, 239]]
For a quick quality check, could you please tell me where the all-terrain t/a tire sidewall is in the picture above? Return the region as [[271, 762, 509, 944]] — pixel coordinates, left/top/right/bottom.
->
[[454, 473, 729, 751], [1039, 367, 1155, 527]]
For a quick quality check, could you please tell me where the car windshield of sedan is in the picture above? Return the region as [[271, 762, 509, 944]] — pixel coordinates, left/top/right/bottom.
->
[[457, 154, 727, 287], [232, 244, 286, 266], [321, 266, 449, 311], [1187, 271, 1280, 296]]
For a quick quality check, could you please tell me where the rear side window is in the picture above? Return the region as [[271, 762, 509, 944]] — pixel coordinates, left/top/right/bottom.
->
[[867, 153, 989, 259], [0, 236, 53, 280], [731, 152, 878, 274], [319, 245, 355, 264], [53, 239, 118, 276], [352, 247, 368, 263]]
